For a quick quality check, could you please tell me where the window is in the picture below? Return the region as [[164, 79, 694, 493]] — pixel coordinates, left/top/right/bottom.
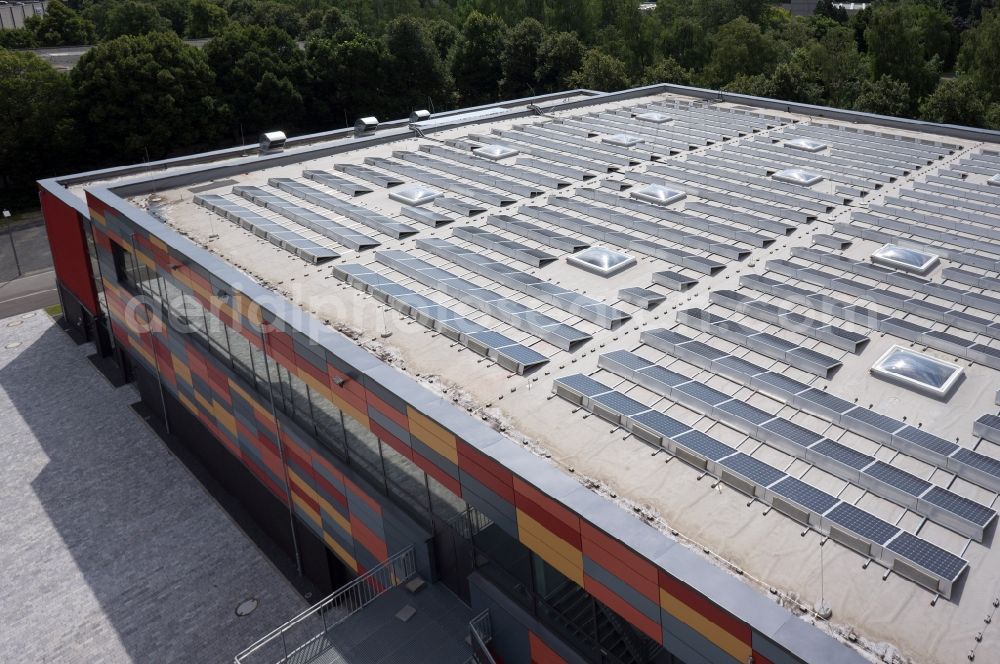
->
[[226, 327, 256, 387], [110, 240, 140, 291], [204, 309, 232, 368], [310, 392, 348, 459], [343, 415, 385, 491], [380, 442, 431, 525]]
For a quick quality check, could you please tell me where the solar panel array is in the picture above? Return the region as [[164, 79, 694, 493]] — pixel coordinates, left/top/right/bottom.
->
[[278, 176, 418, 239], [551, 371, 969, 597], [451, 226, 557, 268], [193, 194, 340, 264], [974, 414, 1000, 446], [597, 347, 995, 541], [640, 327, 1000, 496], [709, 290, 868, 353], [414, 237, 630, 329], [373, 250, 591, 351], [330, 263, 546, 374], [755, 254, 1000, 370], [675, 307, 842, 378]]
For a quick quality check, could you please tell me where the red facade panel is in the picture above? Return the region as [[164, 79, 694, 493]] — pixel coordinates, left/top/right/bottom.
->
[[40, 189, 99, 314]]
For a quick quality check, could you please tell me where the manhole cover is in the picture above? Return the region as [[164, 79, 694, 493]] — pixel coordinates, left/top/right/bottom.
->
[[6, 320, 23, 327], [5, 342, 22, 349], [235, 598, 259, 617]]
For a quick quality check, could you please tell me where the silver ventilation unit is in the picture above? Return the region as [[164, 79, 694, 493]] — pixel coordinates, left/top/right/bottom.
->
[[354, 116, 378, 137], [409, 109, 431, 122], [602, 133, 643, 147], [259, 131, 286, 153], [772, 168, 824, 186], [566, 247, 636, 277], [783, 137, 827, 152]]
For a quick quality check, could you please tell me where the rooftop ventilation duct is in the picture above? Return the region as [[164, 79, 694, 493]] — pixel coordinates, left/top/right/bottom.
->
[[409, 109, 431, 122], [259, 131, 286, 153], [354, 116, 378, 137]]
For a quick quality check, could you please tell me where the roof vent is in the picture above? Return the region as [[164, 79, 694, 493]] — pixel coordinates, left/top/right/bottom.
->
[[635, 111, 671, 124], [259, 131, 286, 153], [602, 133, 643, 147], [631, 184, 686, 206], [473, 145, 519, 160], [354, 116, 378, 137], [388, 184, 442, 206], [988, 174, 999, 187], [870, 346, 963, 399], [870, 244, 939, 274], [783, 137, 827, 153], [566, 247, 637, 277], [772, 168, 824, 186], [409, 109, 431, 122]]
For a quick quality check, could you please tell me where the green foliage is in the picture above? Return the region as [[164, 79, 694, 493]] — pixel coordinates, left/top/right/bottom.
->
[[854, 73, 914, 117], [0, 29, 38, 49], [186, 0, 229, 37], [71, 32, 223, 161], [99, 1, 172, 39], [640, 57, 693, 86], [0, 50, 77, 187], [382, 15, 453, 115], [26, 0, 95, 46], [451, 11, 508, 105], [501, 17, 545, 97], [958, 9, 1000, 102], [424, 18, 459, 60], [535, 30, 584, 92], [920, 76, 988, 126], [865, 0, 956, 99], [203, 24, 306, 135], [568, 48, 630, 91], [814, 0, 848, 23], [702, 16, 782, 88]]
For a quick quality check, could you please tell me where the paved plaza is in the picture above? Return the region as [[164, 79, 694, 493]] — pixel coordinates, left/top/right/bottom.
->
[[0, 311, 306, 663]]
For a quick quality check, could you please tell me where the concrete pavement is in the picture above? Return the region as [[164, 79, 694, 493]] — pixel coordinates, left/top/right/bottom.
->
[[0, 268, 58, 319]]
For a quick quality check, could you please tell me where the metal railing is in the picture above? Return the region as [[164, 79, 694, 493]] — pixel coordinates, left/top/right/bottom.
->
[[447, 505, 494, 541], [233, 546, 417, 664], [468, 609, 496, 664]]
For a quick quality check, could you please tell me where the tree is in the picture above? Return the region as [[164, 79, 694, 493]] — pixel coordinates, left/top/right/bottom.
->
[[865, 1, 954, 100], [451, 12, 508, 105], [854, 74, 913, 117], [0, 29, 37, 49], [152, 0, 190, 33], [100, 1, 172, 39], [920, 76, 988, 126], [203, 24, 307, 136], [535, 30, 584, 92], [226, 0, 303, 38], [546, 0, 599, 40], [383, 15, 452, 115], [500, 17, 545, 97], [185, 0, 228, 37], [958, 9, 1000, 102], [25, 0, 95, 46], [640, 57, 692, 86], [0, 50, 77, 188], [658, 16, 711, 71], [72, 32, 223, 162], [568, 48, 630, 91], [702, 16, 782, 88], [424, 18, 459, 60], [800, 25, 866, 108]]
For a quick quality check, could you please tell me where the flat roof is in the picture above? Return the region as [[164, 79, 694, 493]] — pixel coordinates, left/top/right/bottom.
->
[[82, 87, 1000, 663]]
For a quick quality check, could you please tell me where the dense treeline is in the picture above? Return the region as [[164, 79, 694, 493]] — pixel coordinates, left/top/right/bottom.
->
[[2, 0, 999, 210]]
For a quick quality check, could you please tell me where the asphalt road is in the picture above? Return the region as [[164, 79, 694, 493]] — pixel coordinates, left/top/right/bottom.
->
[[0, 269, 58, 319]]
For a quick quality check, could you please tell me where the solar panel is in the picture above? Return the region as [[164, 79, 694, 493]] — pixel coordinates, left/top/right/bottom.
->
[[753, 371, 809, 397], [770, 476, 839, 514], [673, 430, 736, 461], [826, 503, 900, 545], [922, 486, 996, 527], [865, 461, 932, 497], [495, 344, 549, 368], [631, 410, 691, 439], [716, 399, 774, 425], [892, 426, 958, 457], [673, 381, 732, 406], [715, 355, 765, 378], [641, 328, 694, 348], [844, 407, 905, 434], [554, 374, 613, 398], [720, 453, 786, 487], [886, 531, 967, 581], [810, 439, 875, 470], [795, 388, 856, 414], [592, 391, 651, 417], [600, 350, 654, 372], [636, 365, 692, 389], [974, 414, 1000, 445], [677, 340, 728, 361], [619, 287, 667, 309], [760, 418, 824, 447]]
